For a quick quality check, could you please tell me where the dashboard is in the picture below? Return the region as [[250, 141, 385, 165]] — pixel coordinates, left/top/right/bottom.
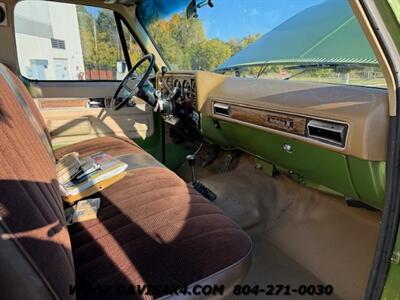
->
[[155, 70, 388, 209], [155, 70, 388, 161]]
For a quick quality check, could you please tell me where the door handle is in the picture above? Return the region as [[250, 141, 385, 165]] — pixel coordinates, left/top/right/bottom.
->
[[88, 98, 105, 108]]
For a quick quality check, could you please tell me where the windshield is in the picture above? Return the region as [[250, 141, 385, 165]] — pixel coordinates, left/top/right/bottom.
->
[[137, 0, 386, 88]]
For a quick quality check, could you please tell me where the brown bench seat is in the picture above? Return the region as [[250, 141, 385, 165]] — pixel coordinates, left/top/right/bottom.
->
[[0, 64, 252, 300]]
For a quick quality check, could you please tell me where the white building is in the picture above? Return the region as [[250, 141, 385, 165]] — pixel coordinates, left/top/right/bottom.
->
[[15, 1, 85, 80]]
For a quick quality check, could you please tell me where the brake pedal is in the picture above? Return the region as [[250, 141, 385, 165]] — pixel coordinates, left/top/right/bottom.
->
[[201, 145, 219, 168]]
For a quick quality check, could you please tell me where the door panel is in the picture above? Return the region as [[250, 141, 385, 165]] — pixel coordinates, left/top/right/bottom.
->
[[12, 0, 161, 156], [28, 80, 122, 99], [35, 97, 154, 149]]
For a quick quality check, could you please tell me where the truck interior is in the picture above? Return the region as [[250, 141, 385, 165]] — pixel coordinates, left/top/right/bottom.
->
[[0, 0, 398, 299]]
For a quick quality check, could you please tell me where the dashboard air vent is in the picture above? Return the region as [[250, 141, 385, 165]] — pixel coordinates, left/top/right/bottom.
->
[[307, 119, 347, 147], [213, 103, 230, 116]]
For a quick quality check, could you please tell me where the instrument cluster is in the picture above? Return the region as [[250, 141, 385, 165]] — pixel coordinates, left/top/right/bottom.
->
[[157, 73, 197, 108]]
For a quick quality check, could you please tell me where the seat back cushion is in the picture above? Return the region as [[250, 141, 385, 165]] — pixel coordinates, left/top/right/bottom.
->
[[4, 66, 51, 142], [0, 65, 55, 161], [0, 64, 75, 299]]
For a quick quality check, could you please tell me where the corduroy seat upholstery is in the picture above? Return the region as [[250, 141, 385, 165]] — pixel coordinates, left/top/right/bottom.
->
[[0, 64, 252, 300]]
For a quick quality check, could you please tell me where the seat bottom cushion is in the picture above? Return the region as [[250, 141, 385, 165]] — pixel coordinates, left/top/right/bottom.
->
[[56, 137, 252, 299], [55, 136, 145, 159]]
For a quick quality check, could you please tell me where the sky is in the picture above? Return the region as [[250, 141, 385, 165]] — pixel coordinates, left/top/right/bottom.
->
[[86, 6, 100, 17], [197, 0, 326, 41], [88, 0, 327, 42]]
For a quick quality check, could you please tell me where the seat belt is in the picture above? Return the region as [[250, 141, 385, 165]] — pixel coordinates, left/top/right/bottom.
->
[[0, 65, 56, 163]]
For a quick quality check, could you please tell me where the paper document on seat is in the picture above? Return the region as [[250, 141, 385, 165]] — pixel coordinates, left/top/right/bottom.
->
[[56, 152, 81, 185], [65, 198, 101, 224], [60, 152, 128, 197]]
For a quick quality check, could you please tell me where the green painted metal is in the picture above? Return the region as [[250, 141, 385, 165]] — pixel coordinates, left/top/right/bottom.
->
[[254, 158, 276, 177], [369, 1, 400, 298], [388, 0, 400, 25], [275, 164, 345, 197], [202, 115, 386, 208], [165, 143, 195, 170], [136, 114, 198, 169], [381, 231, 400, 300], [376, 0, 400, 51], [217, 0, 378, 71], [135, 113, 196, 170], [298, 177, 345, 197], [202, 116, 358, 199], [347, 157, 386, 209]]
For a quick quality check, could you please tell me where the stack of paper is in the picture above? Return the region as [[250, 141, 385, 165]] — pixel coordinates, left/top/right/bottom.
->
[[58, 152, 128, 202]]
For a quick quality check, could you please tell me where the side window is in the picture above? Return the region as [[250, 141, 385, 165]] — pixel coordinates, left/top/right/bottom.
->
[[14, 1, 137, 81], [115, 22, 146, 80], [121, 22, 145, 66]]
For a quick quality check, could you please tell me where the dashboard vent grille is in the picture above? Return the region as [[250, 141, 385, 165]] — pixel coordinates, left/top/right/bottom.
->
[[307, 119, 347, 147], [213, 103, 230, 116]]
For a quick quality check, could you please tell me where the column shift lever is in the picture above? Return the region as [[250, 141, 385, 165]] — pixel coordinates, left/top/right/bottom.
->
[[186, 154, 196, 182]]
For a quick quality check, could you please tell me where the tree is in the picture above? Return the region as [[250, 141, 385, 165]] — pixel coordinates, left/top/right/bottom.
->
[[76, 6, 125, 72], [76, 6, 97, 70], [227, 33, 261, 55], [193, 39, 232, 70], [147, 13, 261, 71], [77, 7, 262, 74]]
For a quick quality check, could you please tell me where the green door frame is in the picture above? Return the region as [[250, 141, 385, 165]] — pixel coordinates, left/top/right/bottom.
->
[[357, 1, 400, 299]]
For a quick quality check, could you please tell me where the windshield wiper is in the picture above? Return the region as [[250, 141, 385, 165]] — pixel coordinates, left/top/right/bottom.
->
[[216, 63, 364, 80], [256, 65, 268, 78], [257, 63, 350, 79], [284, 63, 363, 80]]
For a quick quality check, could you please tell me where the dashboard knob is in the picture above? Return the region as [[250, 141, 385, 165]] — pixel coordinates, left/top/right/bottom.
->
[[161, 66, 168, 76], [283, 143, 293, 154], [154, 90, 162, 99]]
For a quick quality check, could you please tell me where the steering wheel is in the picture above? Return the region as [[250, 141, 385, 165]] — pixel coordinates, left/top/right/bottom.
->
[[111, 53, 155, 111]]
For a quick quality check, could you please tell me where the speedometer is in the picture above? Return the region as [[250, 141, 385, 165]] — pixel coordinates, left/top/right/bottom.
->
[[166, 76, 174, 89], [191, 79, 196, 96], [183, 80, 192, 101], [174, 79, 182, 91]]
